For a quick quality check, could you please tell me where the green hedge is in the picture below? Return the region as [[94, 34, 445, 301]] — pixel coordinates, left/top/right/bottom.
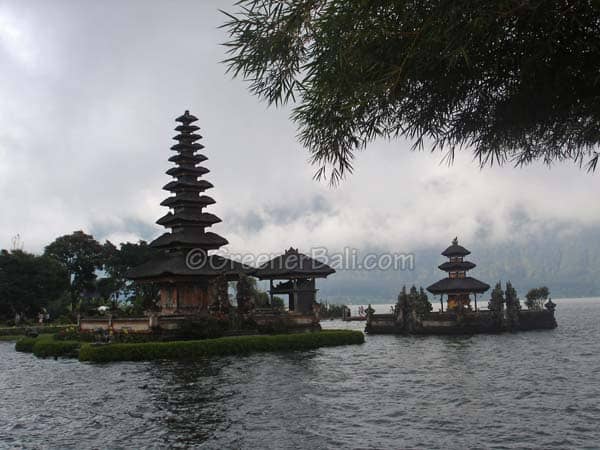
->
[[15, 336, 38, 353], [15, 335, 79, 358], [80, 330, 364, 362], [33, 339, 80, 358]]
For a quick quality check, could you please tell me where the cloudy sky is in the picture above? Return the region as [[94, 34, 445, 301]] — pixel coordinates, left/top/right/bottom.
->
[[1, 0, 599, 297]]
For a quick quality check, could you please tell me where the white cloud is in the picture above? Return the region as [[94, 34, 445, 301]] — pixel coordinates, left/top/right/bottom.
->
[[0, 0, 599, 261]]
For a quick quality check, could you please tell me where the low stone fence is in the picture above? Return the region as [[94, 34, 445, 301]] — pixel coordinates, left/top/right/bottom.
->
[[79, 316, 154, 333], [79, 311, 321, 334]]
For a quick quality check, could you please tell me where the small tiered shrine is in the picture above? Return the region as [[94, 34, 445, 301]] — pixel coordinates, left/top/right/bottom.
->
[[128, 111, 248, 316], [253, 248, 335, 314], [427, 238, 490, 312]]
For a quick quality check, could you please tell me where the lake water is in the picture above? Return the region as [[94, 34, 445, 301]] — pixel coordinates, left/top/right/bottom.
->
[[1, 298, 599, 449]]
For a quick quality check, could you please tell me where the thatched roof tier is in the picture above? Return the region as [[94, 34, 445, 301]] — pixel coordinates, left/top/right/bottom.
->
[[253, 247, 335, 279], [174, 124, 200, 133], [170, 142, 205, 152], [426, 277, 490, 294], [160, 194, 215, 208], [438, 261, 476, 272], [166, 166, 210, 177], [172, 133, 202, 143], [168, 154, 207, 166], [149, 230, 228, 250], [175, 111, 198, 123], [156, 211, 221, 227], [441, 238, 471, 257], [162, 179, 214, 192], [128, 252, 252, 281]]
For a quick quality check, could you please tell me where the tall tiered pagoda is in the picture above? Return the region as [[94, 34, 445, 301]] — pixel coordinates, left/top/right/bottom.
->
[[427, 238, 490, 312], [128, 111, 248, 316]]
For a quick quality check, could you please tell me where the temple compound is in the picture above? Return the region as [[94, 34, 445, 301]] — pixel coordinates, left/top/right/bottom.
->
[[426, 238, 490, 312], [79, 111, 333, 335], [126, 111, 249, 318], [366, 238, 557, 335]]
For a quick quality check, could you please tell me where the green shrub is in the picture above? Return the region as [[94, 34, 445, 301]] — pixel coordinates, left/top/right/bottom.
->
[[80, 330, 364, 363], [15, 334, 79, 358], [15, 337, 38, 353], [33, 339, 80, 358]]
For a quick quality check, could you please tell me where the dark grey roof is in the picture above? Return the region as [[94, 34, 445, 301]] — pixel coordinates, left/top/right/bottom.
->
[[168, 153, 207, 164], [426, 277, 490, 294], [172, 133, 202, 142], [160, 194, 215, 208], [127, 252, 252, 280], [170, 143, 205, 152], [438, 261, 476, 271], [174, 124, 200, 133], [175, 110, 198, 123], [163, 179, 214, 192], [166, 166, 210, 177], [253, 247, 335, 279], [150, 230, 228, 250], [156, 211, 221, 227], [441, 244, 471, 257]]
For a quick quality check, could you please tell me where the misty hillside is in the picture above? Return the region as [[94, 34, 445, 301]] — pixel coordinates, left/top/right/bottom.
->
[[319, 224, 600, 302]]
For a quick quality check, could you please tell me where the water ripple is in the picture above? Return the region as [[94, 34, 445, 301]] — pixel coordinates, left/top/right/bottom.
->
[[1, 298, 599, 448]]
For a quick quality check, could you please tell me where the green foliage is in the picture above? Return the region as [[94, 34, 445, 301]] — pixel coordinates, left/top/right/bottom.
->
[[0, 250, 69, 320], [525, 286, 550, 310], [44, 231, 105, 313], [319, 303, 346, 319], [271, 296, 285, 309], [488, 282, 505, 315], [505, 281, 521, 326], [223, 1, 600, 183], [15, 336, 38, 353], [505, 282, 521, 310], [32, 338, 80, 358], [236, 275, 275, 308], [416, 287, 433, 316], [255, 291, 270, 307], [397, 285, 432, 317], [16, 334, 80, 357], [172, 317, 231, 340], [236, 274, 256, 312], [79, 330, 365, 362]]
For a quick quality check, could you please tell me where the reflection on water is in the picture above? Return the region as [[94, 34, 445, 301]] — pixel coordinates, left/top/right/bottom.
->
[[1, 298, 600, 449]]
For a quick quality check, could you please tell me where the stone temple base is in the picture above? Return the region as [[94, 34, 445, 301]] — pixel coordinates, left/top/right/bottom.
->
[[366, 310, 557, 335]]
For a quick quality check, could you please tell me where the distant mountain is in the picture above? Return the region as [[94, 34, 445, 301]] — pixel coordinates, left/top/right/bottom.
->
[[319, 224, 600, 303]]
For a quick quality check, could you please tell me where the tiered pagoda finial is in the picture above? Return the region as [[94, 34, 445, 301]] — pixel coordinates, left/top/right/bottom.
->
[[150, 110, 228, 252], [427, 238, 490, 311]]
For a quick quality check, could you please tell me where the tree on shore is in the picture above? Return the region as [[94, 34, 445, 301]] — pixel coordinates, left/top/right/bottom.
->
[[44, 231, 105, 313], [525, 286, 550, 310], [0, 250, 69, 321], [488, 282, 505, 316], [505, 281, 521, 327], [222, 1, 600, 183], [101, 240, 157, 311]]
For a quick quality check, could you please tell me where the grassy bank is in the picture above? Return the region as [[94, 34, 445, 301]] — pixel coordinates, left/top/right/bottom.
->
[[79, 330, 365, 362]]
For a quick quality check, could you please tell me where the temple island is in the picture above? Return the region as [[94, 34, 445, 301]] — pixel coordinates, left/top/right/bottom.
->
[[79, 111, 334, 336], [366, 238, 557, 335]]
